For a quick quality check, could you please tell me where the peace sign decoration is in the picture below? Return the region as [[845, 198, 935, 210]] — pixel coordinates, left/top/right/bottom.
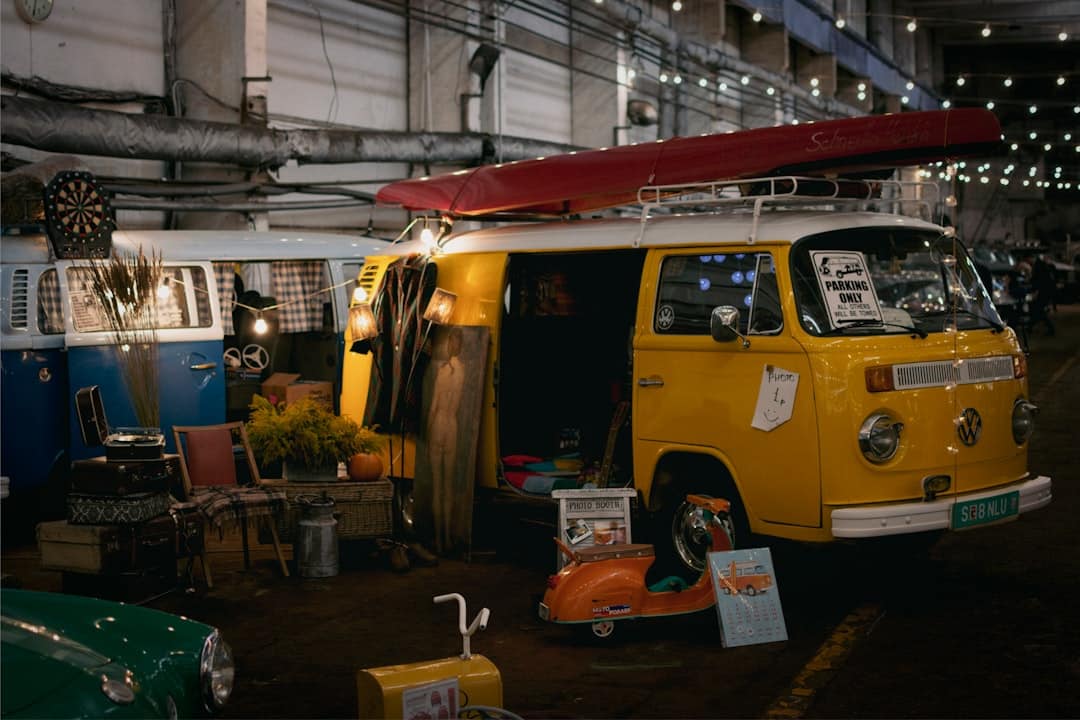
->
[[43, 170, 114, 258]]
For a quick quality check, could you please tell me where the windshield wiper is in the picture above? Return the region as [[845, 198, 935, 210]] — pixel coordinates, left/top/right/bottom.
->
[[918, 309, 1005, 333], [821, 319, 928, 339]]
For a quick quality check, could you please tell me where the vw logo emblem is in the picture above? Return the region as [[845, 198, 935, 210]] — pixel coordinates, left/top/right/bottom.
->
[[957, 407, 982, 446]]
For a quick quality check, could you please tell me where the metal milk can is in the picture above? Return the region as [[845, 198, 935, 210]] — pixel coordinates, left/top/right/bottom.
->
[[295, 493, 339, 578]]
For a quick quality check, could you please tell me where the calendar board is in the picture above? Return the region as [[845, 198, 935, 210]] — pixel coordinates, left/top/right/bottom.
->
[[552, 488, 635, 569], [708, 547, 788, 647]]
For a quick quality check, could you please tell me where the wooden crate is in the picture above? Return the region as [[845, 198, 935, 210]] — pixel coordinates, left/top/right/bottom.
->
[[261, 479, 393, 541]]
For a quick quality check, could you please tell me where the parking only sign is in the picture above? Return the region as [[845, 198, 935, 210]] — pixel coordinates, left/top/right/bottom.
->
[[810, 250, 882, 327]]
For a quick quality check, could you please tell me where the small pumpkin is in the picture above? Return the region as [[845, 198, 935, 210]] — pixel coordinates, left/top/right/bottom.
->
[[347, 452, 384, 482]]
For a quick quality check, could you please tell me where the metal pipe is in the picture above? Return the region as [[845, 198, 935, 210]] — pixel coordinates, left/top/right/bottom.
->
[[0, 96, 579, 168]]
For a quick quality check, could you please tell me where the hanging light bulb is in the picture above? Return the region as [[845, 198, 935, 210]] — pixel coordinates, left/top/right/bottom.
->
[[835, 16, 846, 29], [1065, 133, 1073, 141], [671, 0, 683, 11], [752, 10, 763, 22], [1044, 143, 1052, 151], [955, 76, 966, 87], [906, 18, 917, 32], [698, 77, 708, 87], [156, 278, 171, 301], [1003, 77, 1013, 87], [740, 75, 750, 85], [1029, 104, 1038, 114], [672, 73, 683, 85], [419, 220, 435, 248], [718, 81, 728, 91], [659, 71, 669, 83], [810, 77, 819, 88], [901, 95, 910, 105], [1059, 31, 1068, 41], [1029, 131, 1038, 140], [766, 86, 776, 96], [942, 99, 952, 109], [906, 80, 914, 91], [985, 101, 995, 110], [857, 82, 867, 92], [1057, 76, 1066, 86], [1010, 142, 1018, 151], [254, 313, 268, 335], [352, 286, 368, 304], [981, 24, 992, 38]]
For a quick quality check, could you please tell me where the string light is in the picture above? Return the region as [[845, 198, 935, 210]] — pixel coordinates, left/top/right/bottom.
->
[[1059, 31, 1069, 41], [906, 80, 914, 91], [752, 10, 762, 22], [1057, 76, 1066, 86], [671, 0, 682, 11], [698, 77, 708, 87], [672, 73, 683, 84], [740, 75, 750, 85], [1003, 77, 1012, 87], [985, 101, 995, 110], [835, 16, 846, 29], [1029, 104, 1038, 114], [942, 100, 951, 108], [956, 76, 966, 87], [254, 312, 268, 335], [981, 24, 991, 38], [906, 18, 917, 32]]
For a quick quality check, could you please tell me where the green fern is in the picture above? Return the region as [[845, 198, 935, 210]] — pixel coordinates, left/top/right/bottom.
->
[[245, 395, 384, 470]]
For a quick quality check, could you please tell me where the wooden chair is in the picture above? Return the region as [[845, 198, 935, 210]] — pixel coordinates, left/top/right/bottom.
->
[[172, 422, 290, 586]]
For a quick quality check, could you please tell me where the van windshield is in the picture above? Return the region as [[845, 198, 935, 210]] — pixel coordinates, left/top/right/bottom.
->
[[791, 227, 1003, 336]]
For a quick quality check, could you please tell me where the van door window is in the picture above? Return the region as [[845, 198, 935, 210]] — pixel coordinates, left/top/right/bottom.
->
[[65, 265, 211, 332], [655, 252, 777, 335], [37, 269, 64, 334]]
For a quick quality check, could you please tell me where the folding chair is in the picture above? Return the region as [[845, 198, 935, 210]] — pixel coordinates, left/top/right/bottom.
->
[[173, 422, 290, 586]]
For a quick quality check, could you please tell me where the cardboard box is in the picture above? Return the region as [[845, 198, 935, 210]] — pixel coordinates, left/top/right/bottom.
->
[[260, 372, 333, 407]]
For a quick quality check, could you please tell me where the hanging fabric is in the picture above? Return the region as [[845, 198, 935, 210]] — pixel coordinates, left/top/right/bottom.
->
[[213, 263, 236, 335]]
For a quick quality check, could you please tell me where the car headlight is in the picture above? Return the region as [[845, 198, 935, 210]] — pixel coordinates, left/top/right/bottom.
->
[[200, 631, 234, 712], [859, 413, 904, 463], [1011, 398, 1038, 444]]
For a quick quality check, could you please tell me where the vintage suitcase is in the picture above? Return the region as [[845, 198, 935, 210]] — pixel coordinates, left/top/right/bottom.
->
[[66, 491, 171, 525], [69, 455, 180, 497], [75, 385, 165, 461], [38, 517, 179, 577]]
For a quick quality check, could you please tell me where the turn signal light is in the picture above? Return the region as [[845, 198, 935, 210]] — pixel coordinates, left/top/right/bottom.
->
[[865, 365, 895, 393], [1012, 354, 1027, 379]]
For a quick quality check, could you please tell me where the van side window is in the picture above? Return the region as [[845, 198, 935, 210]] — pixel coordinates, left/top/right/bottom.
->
[[65, 266, 210, 332], [37, 269, 64, 334], [655, 252, 775, 335]]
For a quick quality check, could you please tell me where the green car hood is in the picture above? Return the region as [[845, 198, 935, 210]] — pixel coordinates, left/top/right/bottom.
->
[[1, 589, 218, 718]]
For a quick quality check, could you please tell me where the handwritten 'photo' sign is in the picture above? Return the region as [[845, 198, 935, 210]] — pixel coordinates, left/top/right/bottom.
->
[[752, 365, 798, 432], [809, 250, 882, 327]]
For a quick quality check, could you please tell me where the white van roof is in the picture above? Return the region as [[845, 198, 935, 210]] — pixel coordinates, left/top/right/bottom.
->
[[386, 210, 946, 256], [1, 229, 390, 264]]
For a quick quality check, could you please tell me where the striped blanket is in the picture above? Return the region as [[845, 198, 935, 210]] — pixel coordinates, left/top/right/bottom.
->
[[184, 486, 287, 531]]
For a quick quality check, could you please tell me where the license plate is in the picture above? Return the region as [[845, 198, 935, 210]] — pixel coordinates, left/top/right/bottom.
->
[[537, 602, 550, 621], [952, 491, 1020, 530]]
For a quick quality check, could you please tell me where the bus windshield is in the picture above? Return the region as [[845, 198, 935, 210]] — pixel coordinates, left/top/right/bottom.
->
[[791, 227, 1004, 337]]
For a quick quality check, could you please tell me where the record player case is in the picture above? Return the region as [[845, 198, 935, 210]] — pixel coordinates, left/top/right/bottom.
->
[[75, 385, 165, 461]]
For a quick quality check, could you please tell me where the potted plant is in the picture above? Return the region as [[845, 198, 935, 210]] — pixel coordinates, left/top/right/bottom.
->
[[246, 395, 385, 482]]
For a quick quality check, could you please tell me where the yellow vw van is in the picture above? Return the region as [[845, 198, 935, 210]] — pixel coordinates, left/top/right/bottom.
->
[[342, 177, 1051, 575]]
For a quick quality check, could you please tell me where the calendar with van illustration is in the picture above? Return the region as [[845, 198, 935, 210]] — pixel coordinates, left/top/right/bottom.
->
[[708, 548, 788, 647]]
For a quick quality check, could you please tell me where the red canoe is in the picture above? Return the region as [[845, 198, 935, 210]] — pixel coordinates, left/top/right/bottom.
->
[[376, 108, 1001, 217]]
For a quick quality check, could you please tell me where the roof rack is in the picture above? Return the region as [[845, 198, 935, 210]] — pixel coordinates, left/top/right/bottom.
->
[[634, 175, 941, 246]]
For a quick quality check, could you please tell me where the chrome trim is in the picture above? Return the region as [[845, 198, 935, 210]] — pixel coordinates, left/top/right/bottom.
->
[[831, 475, 1051, 538], [858, 414, 903, 463]]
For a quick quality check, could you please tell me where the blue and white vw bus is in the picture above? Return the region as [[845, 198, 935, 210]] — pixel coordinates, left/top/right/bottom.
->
[[0, 227, 387, 535]]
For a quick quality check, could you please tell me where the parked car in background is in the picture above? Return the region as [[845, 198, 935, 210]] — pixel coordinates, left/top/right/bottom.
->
[[1, 589, 233, 718]]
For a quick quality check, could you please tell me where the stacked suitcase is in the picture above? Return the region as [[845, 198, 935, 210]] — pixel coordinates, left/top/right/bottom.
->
[[36, 386, 203, 600]]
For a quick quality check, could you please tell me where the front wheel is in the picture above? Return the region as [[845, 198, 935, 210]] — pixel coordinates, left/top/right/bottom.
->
[[590, 620, 616, 639]]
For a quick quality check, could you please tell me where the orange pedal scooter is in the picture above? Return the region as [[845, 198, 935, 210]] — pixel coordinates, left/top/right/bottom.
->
[[538, 495, 732, 640]]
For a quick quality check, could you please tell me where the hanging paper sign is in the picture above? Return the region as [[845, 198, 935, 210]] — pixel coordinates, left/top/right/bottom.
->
[[751, 365, 798, 431], [809, 250, 882, 327]]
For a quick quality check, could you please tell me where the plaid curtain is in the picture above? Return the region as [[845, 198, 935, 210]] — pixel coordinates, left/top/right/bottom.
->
[[37, 269, 64, 334], [271, 261, 326, 333], [214, 263, 236, 335]]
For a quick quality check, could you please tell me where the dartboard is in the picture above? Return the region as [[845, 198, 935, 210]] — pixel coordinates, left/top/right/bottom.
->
[[43, 171, 114, 258]]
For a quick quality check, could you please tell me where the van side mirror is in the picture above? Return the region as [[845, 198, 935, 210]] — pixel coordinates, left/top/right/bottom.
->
[[710, 306, 750, 348]]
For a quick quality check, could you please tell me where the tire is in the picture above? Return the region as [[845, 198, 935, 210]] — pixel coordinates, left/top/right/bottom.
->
[[745, 585, 757, 597], [650, 484, 748, 583]]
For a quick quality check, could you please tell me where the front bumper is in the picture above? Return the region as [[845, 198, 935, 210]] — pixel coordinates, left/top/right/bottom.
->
[[831, 475, 1051, 538]]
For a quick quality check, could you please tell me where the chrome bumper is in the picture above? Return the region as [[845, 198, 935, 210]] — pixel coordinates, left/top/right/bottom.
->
[[831, 475, 1052, 538]]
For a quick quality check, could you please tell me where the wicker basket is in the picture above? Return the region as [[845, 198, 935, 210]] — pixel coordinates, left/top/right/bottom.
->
[[261, 480, 393, 542]]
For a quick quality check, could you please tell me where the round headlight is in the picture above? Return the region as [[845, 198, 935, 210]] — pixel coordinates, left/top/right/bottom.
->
[[1011, 398, 1038, 444], [859, 413, 904, 463], [200, 631, 234, 711]]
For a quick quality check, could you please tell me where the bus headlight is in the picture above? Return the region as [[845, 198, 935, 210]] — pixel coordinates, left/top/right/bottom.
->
[[858, 413, 904, 463], [200, 631, 234, 712], [1011, 398, 1038, 445]]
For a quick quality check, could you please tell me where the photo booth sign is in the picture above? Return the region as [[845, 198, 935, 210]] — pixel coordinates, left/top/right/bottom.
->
[[552, 488, 636, 569]]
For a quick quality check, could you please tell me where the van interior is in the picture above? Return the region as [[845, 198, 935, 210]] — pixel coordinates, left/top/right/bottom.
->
[[497, 250, 645, 494], [222, 262, 340, 420]]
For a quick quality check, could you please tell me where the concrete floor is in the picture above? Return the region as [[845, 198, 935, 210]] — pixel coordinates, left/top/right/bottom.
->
[[3, 306, 1078, 719]]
